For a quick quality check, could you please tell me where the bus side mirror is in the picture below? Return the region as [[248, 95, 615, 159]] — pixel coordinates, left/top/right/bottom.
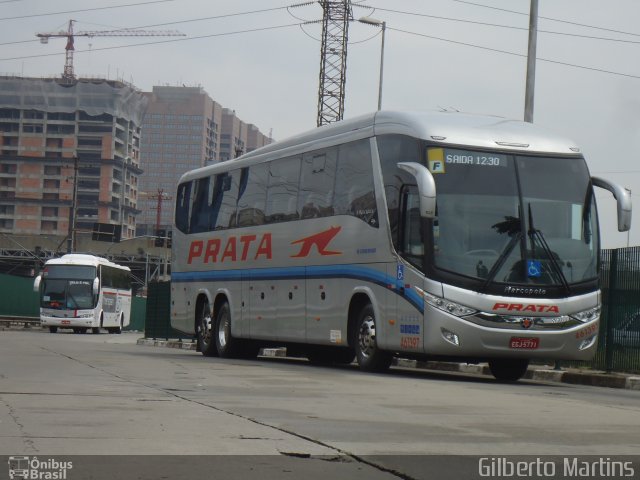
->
[[93, 277, 100, 296], [33, 275, 41, 292], [591, 177, 632, 232], [398, 162, 437, 218]]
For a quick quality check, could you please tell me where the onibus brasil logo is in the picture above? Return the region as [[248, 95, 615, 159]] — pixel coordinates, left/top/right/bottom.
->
[[8, 456, 72, 479]]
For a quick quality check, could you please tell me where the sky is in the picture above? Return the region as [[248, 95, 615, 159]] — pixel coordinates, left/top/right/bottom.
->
[[1, 0, 639, 248]]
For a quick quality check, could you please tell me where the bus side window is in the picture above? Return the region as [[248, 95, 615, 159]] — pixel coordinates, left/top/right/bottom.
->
[[237, 164, 268, 227], [299, 149, 337, 219], [175, 181, 192, 233], [190, 176, 213, 233], [266, 156, 301, 223], [335, 139, 378, 226]]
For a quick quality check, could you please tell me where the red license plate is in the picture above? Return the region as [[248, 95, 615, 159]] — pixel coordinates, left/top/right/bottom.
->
[[61, 320, 71, 325], [509, 337, 540, 349]]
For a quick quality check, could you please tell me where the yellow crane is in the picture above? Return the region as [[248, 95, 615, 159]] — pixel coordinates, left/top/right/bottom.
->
[[37, 19, 185, 81]]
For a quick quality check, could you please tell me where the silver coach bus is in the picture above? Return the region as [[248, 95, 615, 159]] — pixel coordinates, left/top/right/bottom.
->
[[170, 110, 631, 381]]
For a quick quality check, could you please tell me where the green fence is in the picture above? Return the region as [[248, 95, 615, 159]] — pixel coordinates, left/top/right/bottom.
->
[[0, 273, 39, 317], [571, 247, 640, 373], [144, 281, 192, 340]]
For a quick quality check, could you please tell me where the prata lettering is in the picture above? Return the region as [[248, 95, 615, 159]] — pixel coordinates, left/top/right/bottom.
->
[[188, 234, 272, 264], [493, 302, 559, 313]]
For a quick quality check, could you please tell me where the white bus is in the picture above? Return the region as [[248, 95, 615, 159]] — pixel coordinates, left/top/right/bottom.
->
[[170, 110, 631, 381], [34, 254, 132, 334]]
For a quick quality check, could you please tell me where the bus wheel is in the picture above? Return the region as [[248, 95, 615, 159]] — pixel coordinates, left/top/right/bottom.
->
[[197, 300, 217, 357], [114, 315, 123, 334], [214, 301, 239, 358], [49, 326, 58, 333], [488, 359, 529, 382], [355, 303, 392, 373], [92, 327, 100, 334]]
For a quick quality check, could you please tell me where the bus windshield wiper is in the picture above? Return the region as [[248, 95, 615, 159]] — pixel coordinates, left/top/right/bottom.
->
[[480, 229, 522, 293], [527, 203, 571, 295]]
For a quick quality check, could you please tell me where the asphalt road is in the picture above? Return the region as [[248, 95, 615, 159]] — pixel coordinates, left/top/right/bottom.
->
[[1, 330, 639, 479]]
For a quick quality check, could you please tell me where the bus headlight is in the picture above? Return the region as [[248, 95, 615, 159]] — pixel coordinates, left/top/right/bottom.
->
[[570, 306, 600, 323], [415, 288, 477, 317]]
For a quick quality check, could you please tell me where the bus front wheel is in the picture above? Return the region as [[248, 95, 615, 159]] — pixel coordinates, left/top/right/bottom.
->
[[49, 326, 57, 333], [488, 359, 529, 382], [196, 300, 217, 357], [355, 303, 392, 373]]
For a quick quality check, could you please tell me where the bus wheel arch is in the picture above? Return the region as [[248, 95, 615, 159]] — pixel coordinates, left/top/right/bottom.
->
[[348, 293, 392, 373], [195, 293, 217, 357]]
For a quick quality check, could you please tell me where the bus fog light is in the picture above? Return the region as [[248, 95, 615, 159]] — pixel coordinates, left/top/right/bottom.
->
[[441, 328, 460, 346], [578, 335, 597, 351]]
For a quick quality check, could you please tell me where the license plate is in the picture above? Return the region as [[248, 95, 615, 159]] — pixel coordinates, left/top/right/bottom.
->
[[61, 320, 71, 325], [509, 337, 540, 349]]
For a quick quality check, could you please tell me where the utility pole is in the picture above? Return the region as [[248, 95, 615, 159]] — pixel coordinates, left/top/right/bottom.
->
[[524, 0, 539, 123], [317, 1, 352, 126], [66, 156, 78, 253]]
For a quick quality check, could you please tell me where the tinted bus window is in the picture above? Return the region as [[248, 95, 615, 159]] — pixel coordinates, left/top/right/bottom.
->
[[237, 164, 268, 227], [299, 148, 337, 219], [212, 171, 240, 230], [334, 139, 378, 227], [266, 157, 301, 224], [175, 181, 192, 234], [190, 176, 214, 233], [377, 135, 421, 247]]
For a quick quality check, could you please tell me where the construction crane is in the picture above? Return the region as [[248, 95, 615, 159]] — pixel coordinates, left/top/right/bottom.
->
[[37, 19, 185, 81], [316, 1, 352, 126]]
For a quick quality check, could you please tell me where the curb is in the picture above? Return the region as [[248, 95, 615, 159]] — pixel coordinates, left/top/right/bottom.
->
[[136, 338, 640, 390]]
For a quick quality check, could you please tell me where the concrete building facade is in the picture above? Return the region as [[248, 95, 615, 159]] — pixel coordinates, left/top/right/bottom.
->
[[138, 87, 271, 236], [0, 76, 146, 243]]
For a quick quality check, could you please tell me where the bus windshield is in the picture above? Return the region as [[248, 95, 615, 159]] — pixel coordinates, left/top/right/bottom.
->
[[430, 148, 599, 289], [41, 265, 96, 310]]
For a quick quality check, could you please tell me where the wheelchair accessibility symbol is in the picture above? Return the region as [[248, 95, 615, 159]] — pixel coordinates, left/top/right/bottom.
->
[[527, 260, 542, 278]]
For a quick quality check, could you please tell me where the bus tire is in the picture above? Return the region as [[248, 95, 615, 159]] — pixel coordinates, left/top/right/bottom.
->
[[196, 299, 217, 357], [114, 314, 123, 334], [92, 327, 100, 334], [214, 301, 240, 358], [355, 303, 392, 373], [488, 359, 529, 382], [49, 326, 57, 333]]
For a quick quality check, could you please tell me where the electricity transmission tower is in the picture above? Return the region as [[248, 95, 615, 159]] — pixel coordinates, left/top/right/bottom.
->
[[316, 1, 352, 126]]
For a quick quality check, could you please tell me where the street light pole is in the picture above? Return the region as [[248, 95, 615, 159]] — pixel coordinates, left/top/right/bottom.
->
[[524, 0, 539, 123], [359, 16, 386, 111]]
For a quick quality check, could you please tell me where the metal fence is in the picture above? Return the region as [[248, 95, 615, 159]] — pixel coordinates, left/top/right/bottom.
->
[[576, 246, 640, 373]]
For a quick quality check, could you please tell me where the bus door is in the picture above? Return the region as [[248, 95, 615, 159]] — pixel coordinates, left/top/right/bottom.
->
[[393, 186, 426, 353]]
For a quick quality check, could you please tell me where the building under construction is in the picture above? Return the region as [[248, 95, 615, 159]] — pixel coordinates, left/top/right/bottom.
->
[[0, 75, 147, 245]]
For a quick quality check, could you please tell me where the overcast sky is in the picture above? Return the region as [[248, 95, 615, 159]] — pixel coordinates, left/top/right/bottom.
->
[[2, 0, 639, 248]]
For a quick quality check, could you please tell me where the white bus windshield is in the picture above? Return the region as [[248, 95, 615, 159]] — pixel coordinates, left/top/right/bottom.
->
[[41, 265, 96, 310], [430, 149, 599, 288]]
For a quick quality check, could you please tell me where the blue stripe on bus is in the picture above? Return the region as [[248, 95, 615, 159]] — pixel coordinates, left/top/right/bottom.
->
[[171, 264, 424, 313]]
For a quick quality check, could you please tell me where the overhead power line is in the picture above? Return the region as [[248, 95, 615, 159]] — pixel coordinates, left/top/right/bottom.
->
[[447, 0, 640, 38], [0, 0, 176, 22], [0, 22, 304, 62], [360, 5, 640, 45], [388, 26, 640, 80]]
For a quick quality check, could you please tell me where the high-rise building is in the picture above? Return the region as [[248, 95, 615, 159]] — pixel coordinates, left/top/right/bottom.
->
[[137, 86, 222, 236], [0, 76, 146, 244], [138, 87, 271, 236]]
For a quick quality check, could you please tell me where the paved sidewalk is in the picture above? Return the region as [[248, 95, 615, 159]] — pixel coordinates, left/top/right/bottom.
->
[[136, 337, 640, 390]]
